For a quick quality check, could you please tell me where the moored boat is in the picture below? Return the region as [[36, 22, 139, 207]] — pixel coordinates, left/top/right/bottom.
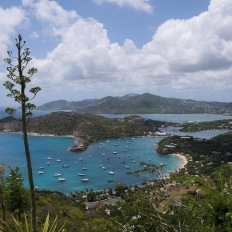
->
[[108, 171, 115, 175], [78, 173, 85, 176], [53, 173, 61, 177], [58, 177, 66, 182], [81, 178, 89, 182], [62, 164, 69, 168]]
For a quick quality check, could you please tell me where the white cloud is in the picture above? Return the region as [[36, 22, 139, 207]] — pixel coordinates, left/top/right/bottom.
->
[[93, 0, 153, 14], [29, 0, 232, 101], [29, 31, 39, 38], [0, 6, 25, 63], [141, 0, 232, 89], [22, 0, 79, 38], [33, 0, 78, 26], [2, 0, 232, 104]]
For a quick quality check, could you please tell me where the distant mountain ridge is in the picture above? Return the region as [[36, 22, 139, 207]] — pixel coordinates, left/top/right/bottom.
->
[[37, 99, 96, 110], [37, 93, 232, 115]]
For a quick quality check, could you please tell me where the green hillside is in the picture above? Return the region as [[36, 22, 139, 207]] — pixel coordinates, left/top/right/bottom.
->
[[37, 93, 232, 114], [0, 112, 172, 150]]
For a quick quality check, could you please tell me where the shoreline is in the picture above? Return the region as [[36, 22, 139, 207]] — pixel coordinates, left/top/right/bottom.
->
[[1, 131, 75, 139], [171, 153, 188, 169]]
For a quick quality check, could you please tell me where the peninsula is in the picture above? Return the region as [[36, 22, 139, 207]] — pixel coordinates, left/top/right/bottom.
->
[[0, 112, 175, 151]]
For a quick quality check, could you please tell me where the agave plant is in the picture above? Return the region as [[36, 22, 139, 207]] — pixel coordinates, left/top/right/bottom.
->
[[0, 213, 66, 232]]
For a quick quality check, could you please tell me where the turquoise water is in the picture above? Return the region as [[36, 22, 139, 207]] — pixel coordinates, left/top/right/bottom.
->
[[0, 133, 180, 194], [1, 110, 231, 194]]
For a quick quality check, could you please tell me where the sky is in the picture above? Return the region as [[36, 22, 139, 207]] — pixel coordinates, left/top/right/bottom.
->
[[0, 0, 232, 106]]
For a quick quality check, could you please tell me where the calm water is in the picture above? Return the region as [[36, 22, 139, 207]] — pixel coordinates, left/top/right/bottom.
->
[[100, 113, 232, 123], [0, 109, 231, 194]]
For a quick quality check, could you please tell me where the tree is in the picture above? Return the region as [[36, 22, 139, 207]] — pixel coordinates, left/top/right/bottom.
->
[[5, 167, 28, 221], [3, 34, 41, 232], [0, 163, 6, 222], [87, 191, 97, 202]]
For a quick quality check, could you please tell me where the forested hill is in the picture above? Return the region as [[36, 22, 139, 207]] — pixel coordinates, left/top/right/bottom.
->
[[0, 112, 173, 150], [37, 93, 232, 114]]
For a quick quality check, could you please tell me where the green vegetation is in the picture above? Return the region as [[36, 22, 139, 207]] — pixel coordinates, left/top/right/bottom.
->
[[3, 34, 41, 231], [1, 131, 232, 231], [0, 213, 66, 232], [181, 119, 232, 132], [0, 113, 174, 150], [37, 93, 232, 114]]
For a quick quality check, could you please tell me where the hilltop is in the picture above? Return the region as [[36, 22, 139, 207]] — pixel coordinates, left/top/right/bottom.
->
[[37, 93, 232, 114]]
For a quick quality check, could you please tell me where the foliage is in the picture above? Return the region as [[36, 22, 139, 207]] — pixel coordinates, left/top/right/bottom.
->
[[0, 113, 170, 150], [213, 131, 232, 143], [181, 119, 232, 132], [0, 213, 66, 232], [5, 167, 28, 220], [38, 93, 232, 115], [3, 34, 41, 232], [0, 163, 7, 222]]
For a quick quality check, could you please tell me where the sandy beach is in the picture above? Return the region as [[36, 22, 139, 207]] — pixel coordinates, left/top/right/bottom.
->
[[171, 153, 188, 169]]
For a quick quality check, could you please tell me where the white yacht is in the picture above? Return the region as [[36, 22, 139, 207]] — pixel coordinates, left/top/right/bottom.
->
[[53, 173, 61, 177], [108, 171, 115, 175], [78, 173, 85, 176]]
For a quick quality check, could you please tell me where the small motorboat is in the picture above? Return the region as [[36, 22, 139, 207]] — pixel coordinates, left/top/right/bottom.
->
[[53, 173, 61, 177], [81, 178, 89, 182], [58, 178, 66, 182], [62, 164, 69, 168], [78, 173, 85, 176], [108, 171, 115, 175]]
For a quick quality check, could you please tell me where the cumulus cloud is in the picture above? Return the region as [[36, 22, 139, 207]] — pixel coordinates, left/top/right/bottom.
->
[[1, 0, 232, 103], [27, 0, 231, 100], [142, 0, 232, 89], [32, 0, 78, 27], [22, 0, 79, 38], [0, 6, 25, 63], [93, 0, 153, 14]]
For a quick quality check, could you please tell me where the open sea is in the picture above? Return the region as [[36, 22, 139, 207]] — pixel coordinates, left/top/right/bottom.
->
[[0, 107, 232, 194]]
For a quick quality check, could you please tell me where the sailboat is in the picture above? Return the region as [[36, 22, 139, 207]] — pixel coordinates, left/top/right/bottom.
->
[[53, 173, 61, 177]]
